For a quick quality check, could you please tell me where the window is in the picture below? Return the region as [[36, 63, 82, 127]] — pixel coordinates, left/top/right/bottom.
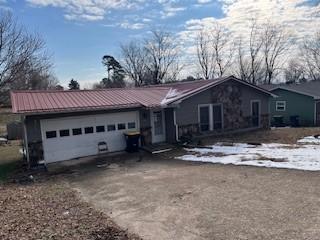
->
[[117, 123, 126, 130], [199, 105, 210, 132], [276, 101, 286, 111], [72, 128, 82, 135], [59, 129, 70, 137], [128, 122, 136, 129], [198, 104, 224, 132], [84, 127, 94, 134], [107, 124, 116, 131], [96, 125, 105, 133], [46, 131, 57, 139]]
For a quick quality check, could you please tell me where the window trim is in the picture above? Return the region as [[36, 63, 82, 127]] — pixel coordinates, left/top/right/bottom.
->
[[72, 128, 82, 136], [59, 129, 70, 137], [276, 101, 286, 111], [250, 99, 261, 127], [198, 103, 224, 132], [107, 124, 116, 131], [96, 125, 105, 133], [117, 123, 126, 130], [46, 130, 57, 139], [84, 126, 94, 134], [198, 104, 212, 132], [127, 122, 136, 129]]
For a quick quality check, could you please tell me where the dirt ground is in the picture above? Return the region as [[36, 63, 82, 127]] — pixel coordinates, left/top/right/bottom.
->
[[0, 173, 141, 240], [67, 152, 320, 240], [2, 127, 320, 239]]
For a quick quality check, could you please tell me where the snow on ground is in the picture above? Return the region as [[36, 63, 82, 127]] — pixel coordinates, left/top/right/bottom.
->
[[297, 136, 320, 144], [177, 142, 320, 171]]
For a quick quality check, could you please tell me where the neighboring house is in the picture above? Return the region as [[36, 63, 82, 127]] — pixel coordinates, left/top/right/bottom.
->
[[261, 81, 320, 127], [11, 76, 273, 165]]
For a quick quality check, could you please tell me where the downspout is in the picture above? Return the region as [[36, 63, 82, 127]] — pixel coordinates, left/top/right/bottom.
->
[[173, 109, 179, 142], [22, 115, 30, 168]]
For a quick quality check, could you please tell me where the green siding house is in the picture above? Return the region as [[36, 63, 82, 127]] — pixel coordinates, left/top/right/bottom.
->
[[261, 82, 320, 127]]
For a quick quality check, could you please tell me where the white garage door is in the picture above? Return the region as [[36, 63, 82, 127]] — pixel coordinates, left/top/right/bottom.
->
[[40, 111, 139, 163]]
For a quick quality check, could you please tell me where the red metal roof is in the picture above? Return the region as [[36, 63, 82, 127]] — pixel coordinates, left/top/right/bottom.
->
[[11, 76, 272, 114]]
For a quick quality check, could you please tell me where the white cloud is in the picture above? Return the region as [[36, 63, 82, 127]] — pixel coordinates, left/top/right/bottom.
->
[[120, 21, 146, 29], [181, 0, 320, 48], [177, 0, 320, 78], [158, 1, 186, 19], [26, 0, 142, 21], [197, 0, 212, 3]]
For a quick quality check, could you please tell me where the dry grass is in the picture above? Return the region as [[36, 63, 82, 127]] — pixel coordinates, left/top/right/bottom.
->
[[0, 141, 22, 182], [0, 141, 22, 163], [202, 127, 320, 145], [0, 108, 19, 135]]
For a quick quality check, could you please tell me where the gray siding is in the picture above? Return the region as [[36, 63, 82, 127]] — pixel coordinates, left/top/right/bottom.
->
[[176, 80, 270, 128]]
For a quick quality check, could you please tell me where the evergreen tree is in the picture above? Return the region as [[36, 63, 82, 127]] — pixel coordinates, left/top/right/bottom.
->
[[68, 79, 80, 90], [101, 55, 125, 88]]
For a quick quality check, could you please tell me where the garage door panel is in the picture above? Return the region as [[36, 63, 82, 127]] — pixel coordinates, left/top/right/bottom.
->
[[41, 111, 139, 163]]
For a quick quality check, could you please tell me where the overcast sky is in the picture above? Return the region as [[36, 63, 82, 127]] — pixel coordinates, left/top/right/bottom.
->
[[1, 0, 319, 87]]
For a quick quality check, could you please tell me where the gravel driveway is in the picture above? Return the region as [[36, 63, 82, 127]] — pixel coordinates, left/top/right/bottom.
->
[[68, 153, 320, 240]]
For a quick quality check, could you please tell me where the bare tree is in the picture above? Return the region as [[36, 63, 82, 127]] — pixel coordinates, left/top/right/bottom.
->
[[284, 59, 307, 83], [196, 30, 215, 79], [301, 32, 320, 81], [144, 30, 181, 84], [248, 20, 263, 84], [235, 37, 251, 82], [120, 41, 147, 86], [211, 24, 234, 77], [262, 24, 291, 84], [0, 11, 54, 90], [196, 24, 234, 79], [120, 30, 182, 85]]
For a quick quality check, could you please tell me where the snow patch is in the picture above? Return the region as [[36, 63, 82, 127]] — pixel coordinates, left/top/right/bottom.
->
[[177, 143, 320, 171], [161, 88, 180, 105], [161, 87, 189, 105], [297, 136, 320, 144]]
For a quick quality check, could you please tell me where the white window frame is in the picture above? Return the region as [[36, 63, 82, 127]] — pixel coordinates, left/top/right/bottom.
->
[[276, 101, 286, 111], [198, 103, 224, 132], [198, 104, 212, 132], [250, 100, 261, 127]]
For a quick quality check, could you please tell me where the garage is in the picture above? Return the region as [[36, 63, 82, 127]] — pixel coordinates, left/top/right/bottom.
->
[[40, 111, 139, 163]]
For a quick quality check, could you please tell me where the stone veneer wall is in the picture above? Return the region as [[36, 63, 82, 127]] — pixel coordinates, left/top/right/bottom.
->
[[178, 81, 270, 138]]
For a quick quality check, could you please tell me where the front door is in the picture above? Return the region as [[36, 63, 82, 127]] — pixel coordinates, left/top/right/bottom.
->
[[251, 100, 260, 127], [212, 104, 223, 130], [151, 110, 166, 143], [199, 105, 210, 132]]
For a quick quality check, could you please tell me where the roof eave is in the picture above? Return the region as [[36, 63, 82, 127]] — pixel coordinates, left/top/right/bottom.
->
[[270, 86, 320, 99], [13, 103, 143, 116], [165, 76, 275, 106]]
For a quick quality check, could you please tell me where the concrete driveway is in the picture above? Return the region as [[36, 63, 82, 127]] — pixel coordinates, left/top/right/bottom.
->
[[68, 152, 320, 240]]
